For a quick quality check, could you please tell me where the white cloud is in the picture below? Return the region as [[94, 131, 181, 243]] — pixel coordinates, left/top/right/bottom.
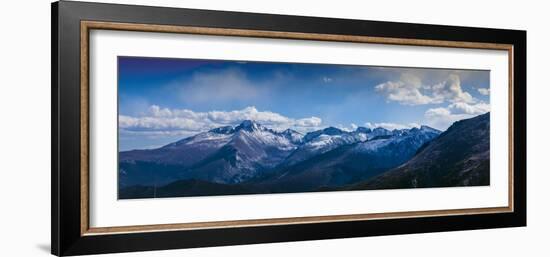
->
[[424, 101, 490, 130], [336, 123, 360, 132], [322, 76, 333, 83], [374, 73, 436, 105], [294, 117, 322, 127], [364, 122, 420, 130], [119, 128, 197, 139], [375, 73, 490, 130], [424, 107, 472, 130], [478, 87, 490, 95], [448, 102, 490, 115], [119, 114, 205, 132], [375, 81, 435, 105], [119, 105, 323, 138], [375, 73, 476, 105], [207, 107, 287, 125], [424, 107, 452, 118], [430, 74, 475, 103]]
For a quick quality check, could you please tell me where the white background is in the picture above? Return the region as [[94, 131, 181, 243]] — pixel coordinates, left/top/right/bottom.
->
[[90, 30, 509, 227], [0, 0, 547, 256]]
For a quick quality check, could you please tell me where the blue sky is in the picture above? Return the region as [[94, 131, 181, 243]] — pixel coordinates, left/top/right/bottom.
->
[[118, 56, 490, 150]]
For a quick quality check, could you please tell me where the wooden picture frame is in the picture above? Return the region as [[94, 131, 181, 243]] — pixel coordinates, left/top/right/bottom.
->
[[52, 1, 526, 256]]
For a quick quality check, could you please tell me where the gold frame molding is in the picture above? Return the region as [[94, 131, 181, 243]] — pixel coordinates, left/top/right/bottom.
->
[[80, 20, 514, 236]]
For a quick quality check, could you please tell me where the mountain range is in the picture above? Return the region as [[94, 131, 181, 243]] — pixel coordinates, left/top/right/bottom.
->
[[349, 112, 490, 190], [119, 113, 489, 199]]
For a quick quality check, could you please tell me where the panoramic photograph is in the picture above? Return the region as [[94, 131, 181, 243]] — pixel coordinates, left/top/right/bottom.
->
[[117, 56, 491, 199]]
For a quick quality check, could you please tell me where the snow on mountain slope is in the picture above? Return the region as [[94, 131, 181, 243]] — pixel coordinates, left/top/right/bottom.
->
[[119, 120, 441, 187], [354, 126, 440, 153], [233, 121, 298, 151], [221, 121, 300, 174], [283, 126, 395, 165], [353, 113, 489, 189], [280, 129, 304, 144], [255, 125, 441, 192], [119, 130, 233, 167], [192, 126, 300, 183], [284, 127, 360, 165]]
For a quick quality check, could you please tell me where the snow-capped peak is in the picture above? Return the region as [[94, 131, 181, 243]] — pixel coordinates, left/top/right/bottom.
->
[[355, 127, 372, 134], [235, 120, 265, 132], [280, 129, 304, 144], [281, 128, 299, 135], [303, 127, 345, 142], [419, 125, 440, 134], [322, 127, 345, 135], [209, 126, 235, 134], [372, 127, 390, 134]]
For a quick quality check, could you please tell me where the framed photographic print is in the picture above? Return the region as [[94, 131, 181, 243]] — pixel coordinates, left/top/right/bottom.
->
[[51, 1, 526, 256]]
